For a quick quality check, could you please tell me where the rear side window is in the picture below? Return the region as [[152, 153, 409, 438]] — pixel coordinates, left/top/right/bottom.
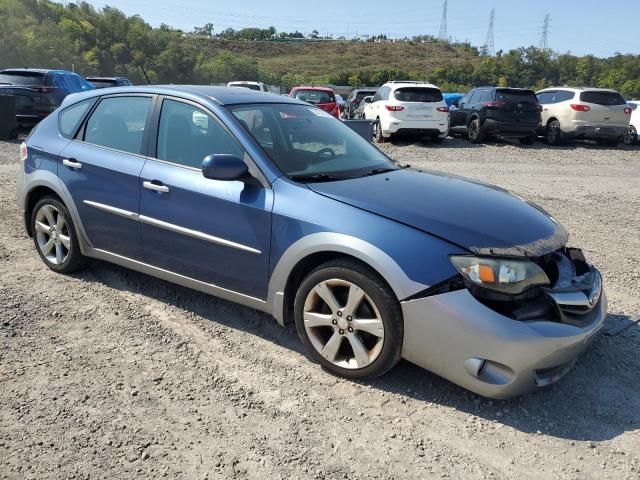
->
[[0, 72, 45, 86], [496, 89, 538, 103], [393, 87, 443, 102], [231, 84, 261, 91], [553, 90, 575, 103], [156, 99, 244, 169], [580, 91, 626, 106], [90, 80, 118, 88], [59, 98, 96, 139], [84, 96, 152, 154]]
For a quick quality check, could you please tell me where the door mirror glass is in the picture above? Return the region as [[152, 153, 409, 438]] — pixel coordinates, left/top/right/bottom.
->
[[363, 97, 373, 104], [451, 99, 460, 107], [202, 154, 250, 181]]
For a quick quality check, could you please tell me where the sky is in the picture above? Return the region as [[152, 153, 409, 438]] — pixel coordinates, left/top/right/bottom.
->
[[83, 0, 639, 57]]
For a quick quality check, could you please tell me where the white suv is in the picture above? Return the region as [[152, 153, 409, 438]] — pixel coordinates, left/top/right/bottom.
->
[[536, 87, 631, 146], [227, 81, 270, 93], [624, 101, 639, 145], [364, 81, 449, 142]]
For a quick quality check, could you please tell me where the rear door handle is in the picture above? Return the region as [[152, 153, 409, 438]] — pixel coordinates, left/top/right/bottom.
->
[[143, 180, 170, 193], [62, 158, 82, 169]]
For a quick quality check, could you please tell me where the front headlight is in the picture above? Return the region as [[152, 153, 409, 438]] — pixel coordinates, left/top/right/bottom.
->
[[449, 255, 550, 295]]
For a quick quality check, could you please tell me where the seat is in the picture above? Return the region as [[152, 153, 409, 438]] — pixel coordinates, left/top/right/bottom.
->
[[162, 114, 195, 167], [91, 114, 131, 152]]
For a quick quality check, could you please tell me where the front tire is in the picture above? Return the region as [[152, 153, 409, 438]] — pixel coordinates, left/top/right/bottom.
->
[[32, 195, 86, 273], [373, 119, 385, 143], [294, 259, 403, 380]]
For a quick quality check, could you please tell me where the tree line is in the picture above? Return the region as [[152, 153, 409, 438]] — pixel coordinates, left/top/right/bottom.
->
[[1, 0, 639, 97]]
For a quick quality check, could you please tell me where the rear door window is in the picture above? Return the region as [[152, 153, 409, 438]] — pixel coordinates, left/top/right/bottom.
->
[[580, 91, 626, 106], [393, 87, 443, 102], [0, 72, 45, 86], [59, 98, 96, 139], [553, 90, 575, 103], [84, 96, 152, 155], [536, 92, 554, 104]]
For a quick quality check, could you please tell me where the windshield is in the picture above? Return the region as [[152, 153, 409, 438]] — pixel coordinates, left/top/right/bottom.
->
[[292, 89, 335, 104], [0, 72, 45, 86], [228, 103, 398, 180], [580, 91, 626, 106], [496, 89, 538, 103], [393, 87, 443, 102]]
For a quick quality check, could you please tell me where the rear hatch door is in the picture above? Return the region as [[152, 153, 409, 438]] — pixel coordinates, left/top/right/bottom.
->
[[490, 88, 540, 124], [579, 90, 629, 126], [0, 71, 58, 116], [391, 87, 444, 120]]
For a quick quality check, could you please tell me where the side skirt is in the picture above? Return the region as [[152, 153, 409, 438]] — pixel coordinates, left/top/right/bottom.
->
[[86, 247, 272, 316]]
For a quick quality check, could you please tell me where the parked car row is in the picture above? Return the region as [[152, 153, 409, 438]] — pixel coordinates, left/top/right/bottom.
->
[[0, 68, 134, 128], [337, 82, 636, 147]]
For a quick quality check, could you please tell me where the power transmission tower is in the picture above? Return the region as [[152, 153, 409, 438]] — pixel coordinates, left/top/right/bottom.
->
[[438, 0, 448, 41], [539, 13, 550, 49], [484, 8, 495, 56]]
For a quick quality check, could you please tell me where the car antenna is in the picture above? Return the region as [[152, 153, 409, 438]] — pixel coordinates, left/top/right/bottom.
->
[[139, 65, 151, 85]]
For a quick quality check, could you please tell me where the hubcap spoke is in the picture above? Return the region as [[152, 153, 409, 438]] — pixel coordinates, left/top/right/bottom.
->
[[58, 234, 71, 250], [55, 213, 65, 231], [314, 282, 340, 313], [346, 333, 371, 368], [350, 318, 384, 338], [303, 311, 334, 328], [41, 238, 55, 256], [320, 332, 343, 362], [41, 205, 56, 227], [35, 221, 50, 234], [55, 242, 64, 264], [343, 284, 364, 317]]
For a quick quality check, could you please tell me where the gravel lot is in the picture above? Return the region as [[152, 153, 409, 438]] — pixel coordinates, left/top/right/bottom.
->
[[1, 136, 639, 479]]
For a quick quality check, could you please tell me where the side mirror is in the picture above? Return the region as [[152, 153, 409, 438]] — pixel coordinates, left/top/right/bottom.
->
[[451, 99, 460, 107], [364, 97, 372, 104], [202, 154, 250, 181]]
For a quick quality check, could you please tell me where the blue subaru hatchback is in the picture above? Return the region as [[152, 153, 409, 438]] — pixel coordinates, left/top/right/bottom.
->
[[16, 86, 607, 398]]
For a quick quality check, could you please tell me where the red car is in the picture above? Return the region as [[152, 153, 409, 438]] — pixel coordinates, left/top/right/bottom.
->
[[289, 86, 340, 118]]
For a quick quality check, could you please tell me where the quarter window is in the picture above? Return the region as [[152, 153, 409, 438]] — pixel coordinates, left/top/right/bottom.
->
[[84, 96, 151, 155], [59, 98, 95, 139], [156, 99, 244, 169]]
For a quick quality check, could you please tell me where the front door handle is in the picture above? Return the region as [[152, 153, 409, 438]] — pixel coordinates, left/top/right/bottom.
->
[[62, 158, 82, 169], [143, 180, 170, 193]]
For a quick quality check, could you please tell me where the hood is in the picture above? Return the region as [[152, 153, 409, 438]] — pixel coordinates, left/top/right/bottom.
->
[[308, 169, 568, 257]]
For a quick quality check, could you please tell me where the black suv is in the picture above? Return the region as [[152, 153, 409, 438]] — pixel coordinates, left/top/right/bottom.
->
[[450, 87, 541, 144], [345, 88, 379, 119], [0, 69, 95, 127]]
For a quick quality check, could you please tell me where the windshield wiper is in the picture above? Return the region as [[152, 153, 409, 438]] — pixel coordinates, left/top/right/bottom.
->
[[360, 167, 399, 177], [289, 173, 344, 183]]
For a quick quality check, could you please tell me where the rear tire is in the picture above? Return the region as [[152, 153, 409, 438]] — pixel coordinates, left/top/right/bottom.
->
[[31, 195, 86, 274], [468, 118, 484, 144], [294, 259, 403, 380], [546, 119, 562, 146], [623, 126, 637, 146]]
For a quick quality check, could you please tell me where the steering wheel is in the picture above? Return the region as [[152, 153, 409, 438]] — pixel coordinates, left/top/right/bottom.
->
[[317, 147, 336, 158]]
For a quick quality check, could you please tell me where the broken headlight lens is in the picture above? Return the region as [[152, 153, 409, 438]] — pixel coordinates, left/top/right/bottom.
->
[[449, 256, 550, 295]]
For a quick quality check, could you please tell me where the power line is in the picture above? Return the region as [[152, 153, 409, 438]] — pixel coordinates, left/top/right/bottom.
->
[[539, 13, 551, 49], [438, 0, 448, 40], [484, 8, 495, 56]]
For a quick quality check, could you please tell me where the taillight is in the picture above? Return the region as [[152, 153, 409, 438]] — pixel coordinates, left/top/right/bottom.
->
[[436, 106, 449, 113], [570, 104, 591, 112], [482, 101, 507, 108], [20, 142, 28, 162], [385, 105, 405, 112], [624, 107, 632, 115]]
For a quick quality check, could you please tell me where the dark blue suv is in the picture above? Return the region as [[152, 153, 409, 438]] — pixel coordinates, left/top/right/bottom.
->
[[0, 68, 95, 127]]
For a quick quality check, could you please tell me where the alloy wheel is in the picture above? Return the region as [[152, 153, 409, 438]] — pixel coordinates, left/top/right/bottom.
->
[[303, 279, 385, 369], [624, 125, 637, 145], [34, 204, 71, 265]]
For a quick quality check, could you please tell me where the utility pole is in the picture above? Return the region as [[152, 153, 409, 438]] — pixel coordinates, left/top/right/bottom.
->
[[438, 0, 448, 41], [539, 13, 550, 49], [484, 8, 495, 56]]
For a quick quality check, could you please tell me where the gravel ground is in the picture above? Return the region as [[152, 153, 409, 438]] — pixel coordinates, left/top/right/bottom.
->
[[1, 136, 639, 480]]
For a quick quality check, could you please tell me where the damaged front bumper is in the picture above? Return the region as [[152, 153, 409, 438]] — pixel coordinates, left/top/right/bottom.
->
[[400, 251, 606, 399]]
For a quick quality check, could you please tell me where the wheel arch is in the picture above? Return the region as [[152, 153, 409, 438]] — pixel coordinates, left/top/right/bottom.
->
[[25, 186, 61, 236], [267, 233, 428, 326]]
